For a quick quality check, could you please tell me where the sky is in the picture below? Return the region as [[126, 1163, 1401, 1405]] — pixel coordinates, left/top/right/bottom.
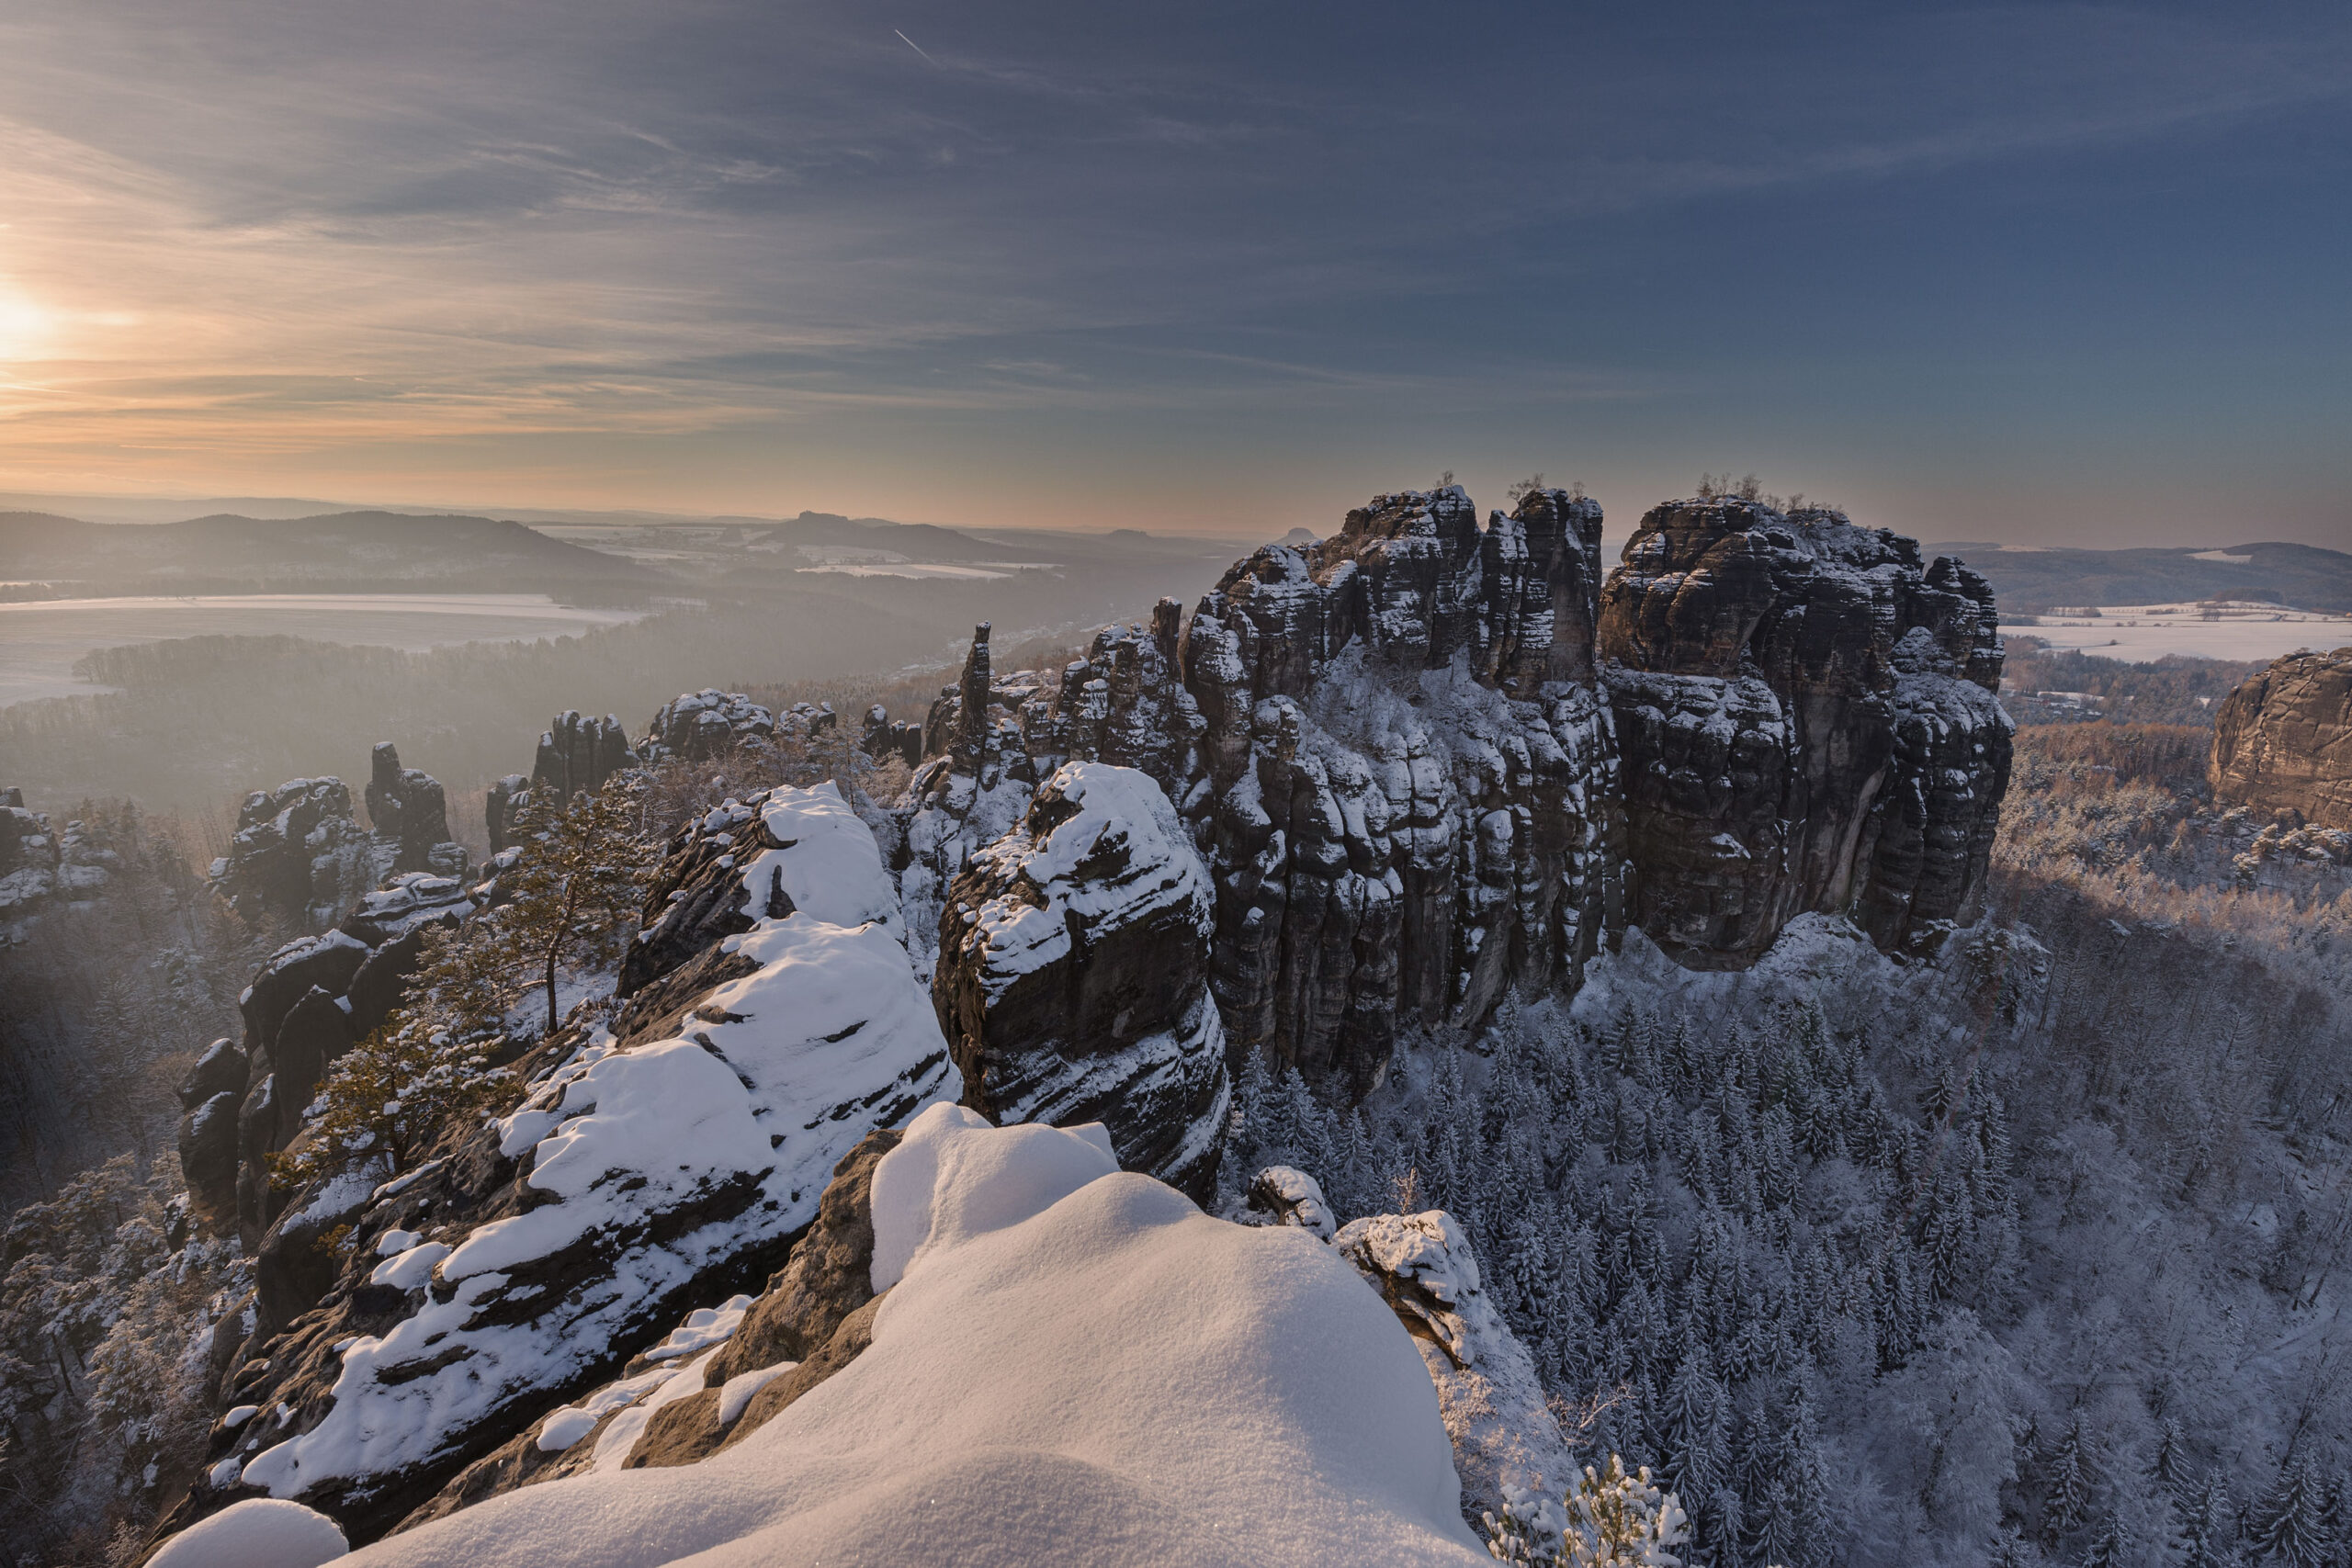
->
[[0, 0, 2347, 546]]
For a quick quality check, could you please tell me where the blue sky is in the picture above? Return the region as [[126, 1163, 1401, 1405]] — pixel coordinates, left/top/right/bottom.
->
[[0, 0, 2346, 544]]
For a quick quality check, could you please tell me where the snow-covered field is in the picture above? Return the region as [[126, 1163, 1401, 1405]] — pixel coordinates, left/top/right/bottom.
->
[[2009, 602, 2352, 662], [0, 592, 650, 706]]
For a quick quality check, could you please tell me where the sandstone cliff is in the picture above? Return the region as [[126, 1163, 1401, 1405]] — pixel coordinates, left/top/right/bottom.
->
[[904, 486, 2009, 1099], [2211, 646, 2352, 830]]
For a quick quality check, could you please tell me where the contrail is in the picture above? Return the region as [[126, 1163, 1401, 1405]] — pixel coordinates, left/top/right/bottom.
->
[[894, 28, 937, 64]]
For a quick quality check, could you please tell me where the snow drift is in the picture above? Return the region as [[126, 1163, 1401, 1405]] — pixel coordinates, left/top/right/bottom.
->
[[336, 1103, 1490, 1567]]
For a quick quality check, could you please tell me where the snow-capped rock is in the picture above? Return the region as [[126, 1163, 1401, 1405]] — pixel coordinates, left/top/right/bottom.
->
[[934, 761, 1230, 1200]]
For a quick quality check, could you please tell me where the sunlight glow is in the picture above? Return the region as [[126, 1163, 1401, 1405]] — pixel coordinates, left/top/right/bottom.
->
[[0, 289, 54, 360]]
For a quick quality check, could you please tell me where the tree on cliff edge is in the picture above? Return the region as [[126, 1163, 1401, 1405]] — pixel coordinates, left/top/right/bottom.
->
[[498, 776, 661, 1035]]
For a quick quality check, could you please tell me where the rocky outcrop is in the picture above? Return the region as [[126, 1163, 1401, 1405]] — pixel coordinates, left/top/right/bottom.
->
[[176, 1039, 249, 1234], [167, 783, 956, 1544], [2211, 647, 2352, 830], [363, 743, 463, 876], [528, 711, 637, 806], [214, 754, 469, 931], [209, 779, 379, 930], [1599, 502, 2009, 964], [641, 690, 775, 762], [934, 761, 1230, 1200], [1332, 1207, 1572, 1528]]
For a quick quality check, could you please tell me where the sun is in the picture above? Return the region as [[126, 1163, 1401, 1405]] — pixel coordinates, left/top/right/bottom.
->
[[0, 290, 55, 360]]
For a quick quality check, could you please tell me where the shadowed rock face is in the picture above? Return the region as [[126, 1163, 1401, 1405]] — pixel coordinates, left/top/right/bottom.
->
[[934, 762, 1229, 1200], [2211, 648, 2352, 830], [1599, 500, 2010, 964]]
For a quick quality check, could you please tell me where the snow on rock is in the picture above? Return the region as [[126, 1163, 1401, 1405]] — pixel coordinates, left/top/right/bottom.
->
[[1332, 1209, 1574, 1529], [192, 784, 956, 1540], [146, 1497, 347, 1568], [934, 761, 1230, 1199], [1247, 1165, 1337, 1240], [338, 1111, 1488, 1568]]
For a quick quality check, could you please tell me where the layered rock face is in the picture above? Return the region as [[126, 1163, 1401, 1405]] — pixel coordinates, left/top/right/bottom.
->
[[934, 761, 1229, 1200], [891, 487, 2009, 1099], [1598, 500, 2011, 964], [2211, 647, 2352, 830], [529, 710, 637, 804]]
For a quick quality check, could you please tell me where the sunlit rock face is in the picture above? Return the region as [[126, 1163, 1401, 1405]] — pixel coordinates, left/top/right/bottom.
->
[[2211, 647, 2352, 830], [1599, 499, 2010, 964]]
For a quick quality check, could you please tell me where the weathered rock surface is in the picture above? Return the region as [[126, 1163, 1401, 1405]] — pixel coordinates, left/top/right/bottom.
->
[[2211, 647, 2352, 830], [1598, 500, 2009, 964], [888, 485, 2008, 1100], [175, 1039, 249, 1233], [935, 761, 1229, 1200]]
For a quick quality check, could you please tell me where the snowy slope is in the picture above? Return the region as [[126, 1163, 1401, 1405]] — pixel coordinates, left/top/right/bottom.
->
[[337, 1104, 1489, 1567]]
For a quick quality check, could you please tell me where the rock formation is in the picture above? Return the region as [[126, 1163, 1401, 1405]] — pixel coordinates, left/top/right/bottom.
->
[[641, 690, 776, 761], [209, 778, 379, 929], [889, 485, 2005, 1100], [1598, 499, 2011, 964], [933, 761, 1229, 1200], [0, 789, 118, 931], [527, 710, 637, 806], [364, 743, 465, 876], [2211, 646, 2352, 830], [1332, 1205, 1571, 1529]]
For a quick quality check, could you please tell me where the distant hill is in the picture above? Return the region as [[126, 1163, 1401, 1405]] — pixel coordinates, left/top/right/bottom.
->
[[0, 510, 654, 595], [1930, 539, 2352, 615]]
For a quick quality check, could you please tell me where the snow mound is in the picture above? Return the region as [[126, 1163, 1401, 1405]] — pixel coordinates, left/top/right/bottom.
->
[[868, 1102, 1118, 1291], [345, 1112, 1487, 1567], [147, 1497, 347, 1568]]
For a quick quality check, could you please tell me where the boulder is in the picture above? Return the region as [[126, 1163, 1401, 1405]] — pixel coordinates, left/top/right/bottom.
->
[[934, 762, 1229, 1200], [2211, 647, 2352, 830]]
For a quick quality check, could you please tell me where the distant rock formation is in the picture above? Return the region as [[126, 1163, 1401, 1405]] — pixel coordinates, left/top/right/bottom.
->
[[2211, 646, 2352, 830], [1598, 499, 2011, 965], [215, 752, 468, 930], [0, 788, 117, 931], [364, 743, 466, 876], [209, 779, 380, 929], [640, 690, 775, 762], [528, 711, 637, 806], [933, 761, 1229, 1200]]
